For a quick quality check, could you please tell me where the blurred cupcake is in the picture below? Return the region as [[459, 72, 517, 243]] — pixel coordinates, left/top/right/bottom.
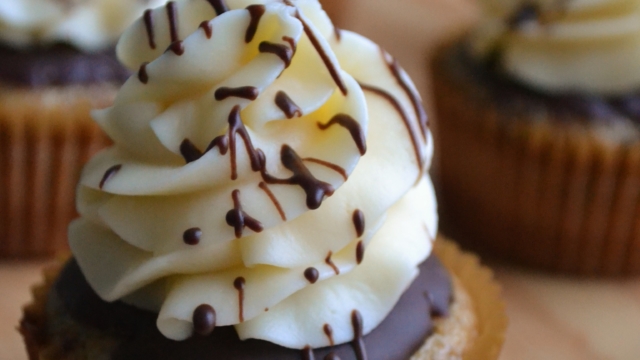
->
[[432, 0, 640, 275], [0, 0, 165, 258]]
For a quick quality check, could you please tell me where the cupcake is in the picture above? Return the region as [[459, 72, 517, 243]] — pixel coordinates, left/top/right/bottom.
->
[[21, 0, 506, 359], [432, 0, 640, 275], [0, 0, 166, 258]]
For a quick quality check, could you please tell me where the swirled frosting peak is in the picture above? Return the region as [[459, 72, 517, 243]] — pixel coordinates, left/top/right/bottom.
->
[[471, 0, 640, 95], [70, 0, 437, 350], [0, 0, 167, 51]]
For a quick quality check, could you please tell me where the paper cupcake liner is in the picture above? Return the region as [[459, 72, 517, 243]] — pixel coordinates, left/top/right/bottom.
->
[[432, 49, 640, 275], [0, 85, 114, 259]]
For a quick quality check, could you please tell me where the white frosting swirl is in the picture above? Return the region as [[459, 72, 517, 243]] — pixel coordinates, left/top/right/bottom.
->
[[70, 0, 437, 348], [471, 0, 640, 95], [0, 0, 167, 51]]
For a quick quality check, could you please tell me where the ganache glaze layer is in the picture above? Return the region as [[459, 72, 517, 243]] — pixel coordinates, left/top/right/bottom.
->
[[51, 255, 452, 360], [451, 44, 640, 128], [0, 43, 130, 87]]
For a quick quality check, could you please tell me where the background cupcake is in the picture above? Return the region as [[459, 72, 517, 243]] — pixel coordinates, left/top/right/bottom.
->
[[0, 0, 166, 259], [432, 0, 640, 275]]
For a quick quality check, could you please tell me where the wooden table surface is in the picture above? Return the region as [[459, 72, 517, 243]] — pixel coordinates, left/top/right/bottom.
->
[[3, 1, 640, 359]]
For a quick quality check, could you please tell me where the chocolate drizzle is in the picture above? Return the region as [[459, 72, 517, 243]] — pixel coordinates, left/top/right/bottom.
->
[[275, 91, 302, 118], [215, 86, 260, 101], [302, 346, 315, 360], [227, 106, 265, 180], [304, 267, 319, 284], [295, 12, 347, 96], [166, 2, 184, 55], [350, 310, 367, 360], [200, 20, 213, 39], [352, 210, 365, 237], [384, 54, 428, 140], [205, 135, 230, 155], [283, 36, 297, 53], [192, 304, 216, 336], [180, 139, 204, 163], [233, 277, 246, 323], [245, 5, 266, 43], [323, 324, 335, 346], [318, 114, 366, 155], [206, 0, 229, 15], [325, 251, 339, 275], [258, 182, 286, 221], [259, 42, 294, 67], [226, 190, 263, 238], [261, 145, 335, 210], [143, 9, 156, 49], [359, 83, 424, 170], [302, 158, 347, 181], [99, 165, 122, 189], [183, 228, 202, 245], [138, 62, 149, 84], [355, 241, 365, 265]]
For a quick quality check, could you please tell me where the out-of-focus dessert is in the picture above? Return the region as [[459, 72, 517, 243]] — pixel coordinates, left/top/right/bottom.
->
[[21, 0, 506, 358], [433, 0, 640, 275], [0, 0, 166, 258]]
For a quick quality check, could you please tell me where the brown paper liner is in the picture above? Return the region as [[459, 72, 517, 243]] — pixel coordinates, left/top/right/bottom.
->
[[0, 85, 113, 259], [432, 46, 640, 275], [21, 238, 506, 360]]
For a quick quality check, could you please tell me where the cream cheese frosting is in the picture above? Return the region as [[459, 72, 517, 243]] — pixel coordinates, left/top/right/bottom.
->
[[0, 0, 167, 51], [471, 0, 640, 95], [69, 0, 437, 349]]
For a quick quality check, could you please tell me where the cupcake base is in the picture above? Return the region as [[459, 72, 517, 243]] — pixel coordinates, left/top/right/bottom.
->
[[0, 85, 113, 259], [20, 236, 506, 360], [433, 45, 640, 276]]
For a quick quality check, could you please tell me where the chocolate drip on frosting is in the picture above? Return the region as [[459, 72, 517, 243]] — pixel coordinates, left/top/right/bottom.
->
[[192, 304, 216, 336], [304, 267, 320, 284], [183, 228, 202, 246], [180, 139, 204, 163], [234, 277, 247, 322], [302, 158, 347, 181], [99, 164, 122, 189], [275, 91, 302, 118], [246, 5, 266, 43], [206, 0, 229, 15], [318, 114, 367, 155], [259, 42, 294, 67], [352, 210, 365, 238], [226, 190, 263, 238], [144, 9, 156, 49], [323, 324, 335, 346], [215, 86, 260, 101]]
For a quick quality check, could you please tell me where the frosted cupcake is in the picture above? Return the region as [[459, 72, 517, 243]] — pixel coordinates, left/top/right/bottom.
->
[[432, 0, 640, 275], [0, 0, 166, 258], [21, 0, 506, 359]]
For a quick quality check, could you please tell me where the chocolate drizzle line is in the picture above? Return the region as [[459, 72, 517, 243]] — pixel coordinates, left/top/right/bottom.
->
[[205, 135, 230, 155], [384, 54, 428, 140], [352, 210, 365, 237], [302, 158, 347, 181], [359, 83, 424, 170], [302, 346, 315, 360], [245, 5, 266, 43], [200, 20, 213, 39], [261, 145, 335, 210], [282, 36, 297, 53], [325, 251, 340, 275], [226, 190, 263, 238], [318, 114, 367, 155], [143, 9, 156, 49], [323, 324, 335, 346], [183, 228, 202, 245], [351, 310, 367, 360], [233, 277, 246, 322], [304, 267, 319, 284], [215, 86, 260, 101], [138, 62, 149, 84], [295, 12, 347, 96], [192, 304, 216, 336], [227, 106, 265, 180], [166, 2, 184, 55], [275, 91, 302, 118], [99, 165, 122, 189], [259, 42, 294, 67], [180, 139, 204, 163], [356, 241, 365, 265], [258, 182, 286, 221], [206, 0, 229, 15]]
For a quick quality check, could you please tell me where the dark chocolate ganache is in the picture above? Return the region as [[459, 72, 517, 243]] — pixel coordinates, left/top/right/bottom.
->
[[451, 44, 640, 127], [0, 43, 131, 87], [50, 254, 452, 360]]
